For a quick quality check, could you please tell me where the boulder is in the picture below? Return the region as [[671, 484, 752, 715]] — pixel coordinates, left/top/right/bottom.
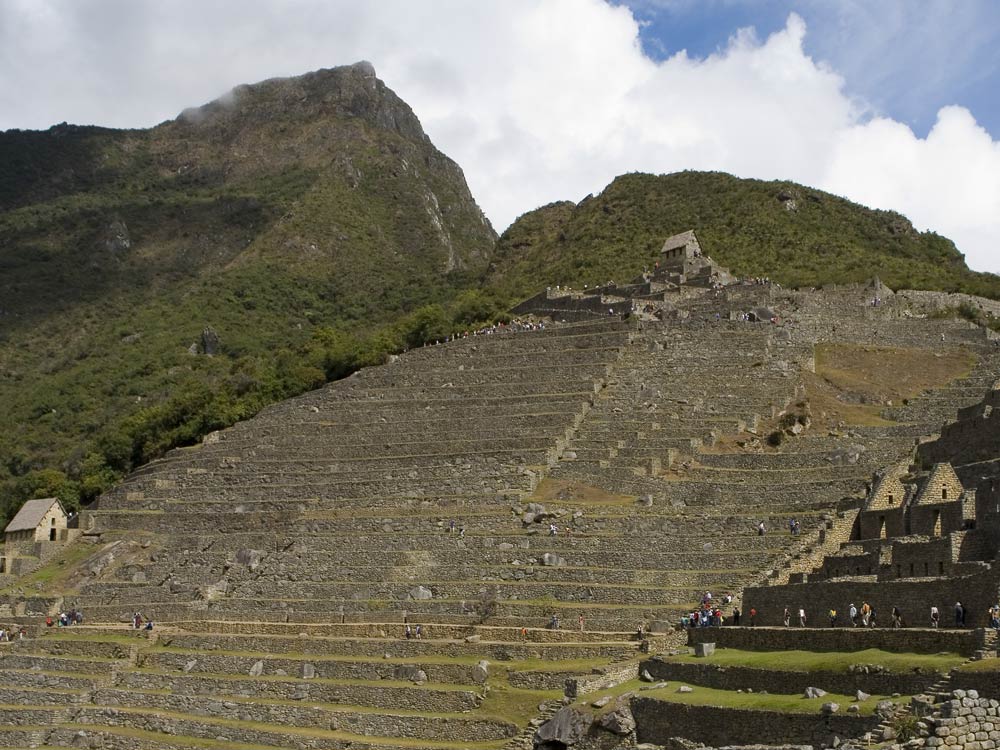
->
[[640, 670, 655, 682], [694, 642, 715, 658], [597, 700, 636, 736], [821, 702, 840, 714], [465, 634, 482, 643], [248, 661, 264, 677], [855, 690, 871, 702], [408, 585, 433, 600], [592, 696, 612, 708], [472, 660, 489, 684], [677, 685, 693, 693], [541, 552, 566, 567], [301, 663, 316, 679], [534, 706, 592, 748], [234, 548, 264, 572], [805, 687, 828, 699], [637, 495, 654, 507]]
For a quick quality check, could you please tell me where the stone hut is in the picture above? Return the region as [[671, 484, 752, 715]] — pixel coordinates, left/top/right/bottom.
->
[[858, 463, 910, 539], [656, 230, 735, 288], [1, 498, 72, 576]]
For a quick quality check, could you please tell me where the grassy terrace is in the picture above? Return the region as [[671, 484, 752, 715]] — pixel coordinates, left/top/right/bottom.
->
[[621, 680, 897, 715], [666, 647, 965, 674]]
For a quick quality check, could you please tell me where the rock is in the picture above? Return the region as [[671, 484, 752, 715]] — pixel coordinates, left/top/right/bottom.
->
[[640, 670, 655, 682], [563, 451, 577, 460], [821, 702, 840, 714], [677, 685, 693, 693], [637, 494, 654, 507], [234, 548, 264, 572], [882, 727, 897, 741], [592, 696, 612, 708], [534, 707, 592, 747], [249, 660, 264, 677], [856, 690, 871, 702], [597, 700, 636, 735], [465, 634, 481, 643], [408, 585, 433, 600], [183, 659, 197, 673], [131, 571, 146, 583], [410, 670, 428, 684], [301, 663, 315, 679], [848, 705, 860, 714], [472, 660, 489, 684], [694, 642, 715, 658], [805, 687, 828, 699], [200, 326, 221, 356], [541, 552, 566, 567]]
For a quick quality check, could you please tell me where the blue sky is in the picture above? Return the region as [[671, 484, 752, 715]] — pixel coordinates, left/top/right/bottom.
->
[[621, 0, 1000, 139]]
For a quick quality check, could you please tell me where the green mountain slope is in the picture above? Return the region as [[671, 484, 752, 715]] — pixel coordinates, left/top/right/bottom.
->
[[0, 63, 498, 521], [490, 171, 1000, 300]]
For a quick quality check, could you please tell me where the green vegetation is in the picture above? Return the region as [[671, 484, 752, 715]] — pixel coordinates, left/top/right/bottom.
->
[[492, 171, 1000, 301], [0, 67, 501, 526]]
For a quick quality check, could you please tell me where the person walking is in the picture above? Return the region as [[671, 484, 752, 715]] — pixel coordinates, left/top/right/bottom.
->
[[860, 601, 871, 627], [849, 603, 858, 627], [749, 607, 757, 627], [798, 607, 807, 627], [955, 602, 966, 627], [892, 607, 903, 628], [930, 605, 940, 628], [783, 607, 790, 627]]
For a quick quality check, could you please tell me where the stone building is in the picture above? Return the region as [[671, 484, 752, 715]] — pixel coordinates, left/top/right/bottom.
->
[[1, 497, 74, 576], [745, 460, 1000, 626]]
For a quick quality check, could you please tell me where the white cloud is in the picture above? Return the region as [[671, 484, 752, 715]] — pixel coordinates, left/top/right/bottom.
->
[[0, 0, 997, 271]]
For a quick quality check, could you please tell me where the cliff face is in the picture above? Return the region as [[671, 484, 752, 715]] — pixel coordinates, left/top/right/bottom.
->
[[0, 63, 496, 520]]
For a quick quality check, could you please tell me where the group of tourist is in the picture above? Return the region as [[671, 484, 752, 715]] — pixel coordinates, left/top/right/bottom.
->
[[681, 591, 736, 628], [132, 611, 153, 630], [0, 626, 26, 641], [403, 624, 423, 639], [45, 609, 83, 627]]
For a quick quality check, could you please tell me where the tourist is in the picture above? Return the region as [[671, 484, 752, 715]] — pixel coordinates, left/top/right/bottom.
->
[[636, 624, 645, 640], [892, 607, 903, 629], [578, 614, 584, 632], [849, 603, 858, 627], [828, 608, 837, 627], [990, 604, 1000, 630], [955, 601, 965, 627], [749, 607, 757, 627], [521, 627, 528, 640], [798, 607, 807, 627], [144, 621, 154, 631], [782, 607, 790, 627], [860, 601, 871, 627], [548, 614, 560, 630], [549, 523, 558, 536], [930, 605, 940, 628], [132, 612, 143, 630], [449, 519, 456, 534], [869, 607, 877, 628], [733, 607, 741, 626], [757, 521, 766, 536], [405, 624, 412, 639]]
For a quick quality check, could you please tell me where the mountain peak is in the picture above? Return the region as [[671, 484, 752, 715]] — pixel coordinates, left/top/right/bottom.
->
[[174, 62, 426, 142]]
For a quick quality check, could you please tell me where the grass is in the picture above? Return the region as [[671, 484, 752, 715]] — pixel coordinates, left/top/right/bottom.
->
[[0, 541, 98, 595], [667, 647, 965, 674], [636, 681, 894, 715], [808, 344, 977, 429], [954, 658, 1000, 672]]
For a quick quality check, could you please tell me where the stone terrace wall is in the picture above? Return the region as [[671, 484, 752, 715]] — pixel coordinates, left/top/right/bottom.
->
[[687, 626, 980, 656], [743, 567, 1000, 631], [630, 698, 880, 747]]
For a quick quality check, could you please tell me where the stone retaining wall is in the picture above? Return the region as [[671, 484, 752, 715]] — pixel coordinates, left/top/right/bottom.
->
[[687, 626, 979, 655], [630, 697, 880, 746]]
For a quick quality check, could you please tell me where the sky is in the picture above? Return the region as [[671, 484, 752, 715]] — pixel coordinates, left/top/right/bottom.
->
[[1, 0, 998, 273]]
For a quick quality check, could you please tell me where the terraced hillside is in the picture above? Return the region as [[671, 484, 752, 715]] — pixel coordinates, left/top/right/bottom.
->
[[2, 279, 1000, 749]]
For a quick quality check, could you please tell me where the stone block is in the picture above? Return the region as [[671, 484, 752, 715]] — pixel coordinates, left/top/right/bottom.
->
[[694, 642, 715, 658]]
